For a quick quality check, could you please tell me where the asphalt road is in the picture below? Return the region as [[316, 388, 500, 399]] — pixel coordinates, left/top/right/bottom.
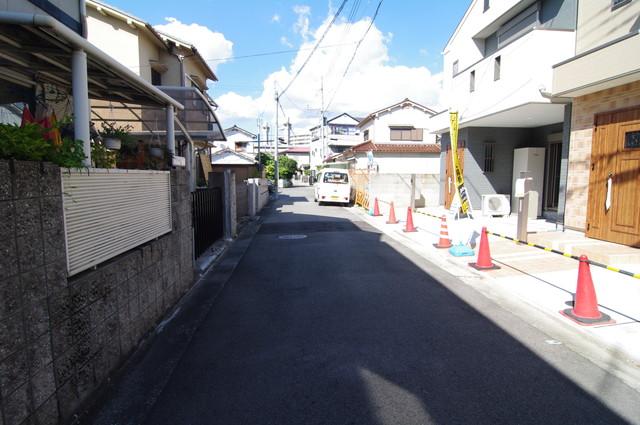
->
[[89, 186, 640, 425]]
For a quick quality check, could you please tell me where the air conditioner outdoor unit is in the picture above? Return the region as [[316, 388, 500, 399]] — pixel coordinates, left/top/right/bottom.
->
[[482, 194, 511, 216]]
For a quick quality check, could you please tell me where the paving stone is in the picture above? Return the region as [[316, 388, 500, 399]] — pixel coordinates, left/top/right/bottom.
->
[[39, 163, 61, 197], [40, 196, 63, 231], [22, 298, 49, 342], [0, 200, 14, 239], [13, 161, 39, 200], [44, 260, 68, 296], [0, 312, 24, 362], [47, 289, 72, 326], [2, 382, 30, 425], [55, 376, 80, 421], [0, 276, 22, 321], [0, 351, 28, 398], [21, 267, 47, 302], [0, 238, 19, 279], [30, 365, 56, 408], [0, 160, 12, 201], [43, 227, 66, 264], [14, 198, 41, 237], [26, 333, 52, 373], [31, 395, 58, 425], [16, 234, 44, 272]]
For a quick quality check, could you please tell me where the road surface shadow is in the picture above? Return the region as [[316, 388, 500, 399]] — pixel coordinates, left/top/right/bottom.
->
[[90, 192, 637, 425]]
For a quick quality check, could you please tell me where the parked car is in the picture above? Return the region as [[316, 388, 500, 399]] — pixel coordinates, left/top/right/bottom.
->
[[314, 168, 352, 206]]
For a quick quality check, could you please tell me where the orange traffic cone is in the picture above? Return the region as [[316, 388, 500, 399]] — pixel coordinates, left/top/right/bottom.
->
[[561, 256, 614, 326], [403, 207, 417, 232], [469, 227, 500, 270], [386, 202, 399, 224], [372, 197, 382, 217], [433, 215, 452, 248]]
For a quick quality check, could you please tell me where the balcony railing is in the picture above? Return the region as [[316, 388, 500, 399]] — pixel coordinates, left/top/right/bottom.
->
[[141, 86, 225, 142]]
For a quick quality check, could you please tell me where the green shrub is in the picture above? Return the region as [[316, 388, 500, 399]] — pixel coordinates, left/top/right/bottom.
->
[[0, 123, 51, 161], [0, 123, 86, 168]]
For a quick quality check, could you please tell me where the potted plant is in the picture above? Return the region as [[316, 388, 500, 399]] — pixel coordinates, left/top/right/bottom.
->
[[100, 121, 133, 150]]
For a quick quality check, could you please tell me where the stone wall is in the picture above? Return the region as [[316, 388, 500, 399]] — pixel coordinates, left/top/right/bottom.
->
[[564, 80, 640, 230], [0, 160, 194, 425]]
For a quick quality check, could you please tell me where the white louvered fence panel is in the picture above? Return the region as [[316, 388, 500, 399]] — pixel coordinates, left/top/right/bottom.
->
[[62, 169, 172, 276]]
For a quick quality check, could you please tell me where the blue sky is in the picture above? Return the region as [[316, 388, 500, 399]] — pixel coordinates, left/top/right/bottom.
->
[[104, 0, 471, 130]]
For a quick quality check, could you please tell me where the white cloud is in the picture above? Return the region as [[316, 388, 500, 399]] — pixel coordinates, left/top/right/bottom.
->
[[280, 36, 294, 48], [271, 14, 280, 23], [216, 13, 443, 132], [154, 17, 233, 73], [293, 5, 312, 40]]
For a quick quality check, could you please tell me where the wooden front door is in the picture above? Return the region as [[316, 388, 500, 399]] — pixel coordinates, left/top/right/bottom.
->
[[586, 107, 640, 247], [444, 142, 465, 209]]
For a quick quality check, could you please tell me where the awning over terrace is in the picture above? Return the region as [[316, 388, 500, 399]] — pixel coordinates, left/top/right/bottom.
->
[[0, 11, 183, 165]]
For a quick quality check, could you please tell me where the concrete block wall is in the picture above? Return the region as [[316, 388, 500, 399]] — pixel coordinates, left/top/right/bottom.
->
[[368, 174, 440, 211], [564, 80, 640, 230], [0, 160, 194, 425]]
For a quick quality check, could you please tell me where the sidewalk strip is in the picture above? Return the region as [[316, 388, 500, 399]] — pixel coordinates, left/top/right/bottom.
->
[[406, 210, 640, 280]]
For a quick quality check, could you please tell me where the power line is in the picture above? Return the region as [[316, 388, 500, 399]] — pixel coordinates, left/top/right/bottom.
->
[[326, 0, 383, 111], [121, 41, 359, 70], [280, 0, 350, 97]]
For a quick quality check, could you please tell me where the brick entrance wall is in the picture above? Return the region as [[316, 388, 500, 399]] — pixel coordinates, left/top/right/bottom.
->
[[564, 80, 640, 231]]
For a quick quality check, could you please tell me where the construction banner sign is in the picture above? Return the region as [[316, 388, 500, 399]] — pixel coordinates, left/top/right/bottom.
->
[[449, 112, 473, 217]]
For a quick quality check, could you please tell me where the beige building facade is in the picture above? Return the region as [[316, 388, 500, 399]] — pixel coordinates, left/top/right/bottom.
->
[[553, 0, 640, 246]]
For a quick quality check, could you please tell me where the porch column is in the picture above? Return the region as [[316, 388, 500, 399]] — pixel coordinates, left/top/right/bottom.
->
[[166, 104, 176, 158], [72, 49, 91, 167]]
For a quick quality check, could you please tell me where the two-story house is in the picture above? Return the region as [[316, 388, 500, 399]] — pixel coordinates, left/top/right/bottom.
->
[[309, 113, 361, 168], [336, 99, 440, 174], [552, 0, 640, 247], [433, 0, 577, 219], [223, 125, 257, 153], [85, 0, 225, 176]]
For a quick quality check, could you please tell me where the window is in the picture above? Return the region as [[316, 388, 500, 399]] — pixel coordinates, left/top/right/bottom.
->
[[390, 127, 423, 141], [323, 172, 348, 184], [363, 129, 369, 141], [612, 0, 632, 10], [484, 0, 490, 12], [470, 70, 476, 92], [494, 56, 501, 81], [452, 60, 459, 76], [151, 69, 162, 86], [483, 142, 495, 172]]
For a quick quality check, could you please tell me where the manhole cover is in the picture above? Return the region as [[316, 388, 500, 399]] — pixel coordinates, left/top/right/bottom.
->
[[278, 234, 308, 240]]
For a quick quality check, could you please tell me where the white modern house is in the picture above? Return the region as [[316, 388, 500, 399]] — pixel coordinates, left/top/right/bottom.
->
[[552, 0, 640, 247], [433, 0, 577, 219], [310, 113, 362, 168]]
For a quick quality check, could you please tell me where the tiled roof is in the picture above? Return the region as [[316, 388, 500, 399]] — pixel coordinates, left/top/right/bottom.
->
[[350, 141, 441, 154]]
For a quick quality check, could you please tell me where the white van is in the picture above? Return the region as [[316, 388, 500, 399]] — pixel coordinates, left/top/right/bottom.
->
[[314, 168, 352, 206]]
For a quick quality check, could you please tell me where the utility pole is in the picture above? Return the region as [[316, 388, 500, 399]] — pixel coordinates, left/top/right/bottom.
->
[[264, 122, 270, 163], [320, 78, 325, 162], [286, 118, 291, 146], [274, 86, 279, 197], [256, 117, 262, 166]]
